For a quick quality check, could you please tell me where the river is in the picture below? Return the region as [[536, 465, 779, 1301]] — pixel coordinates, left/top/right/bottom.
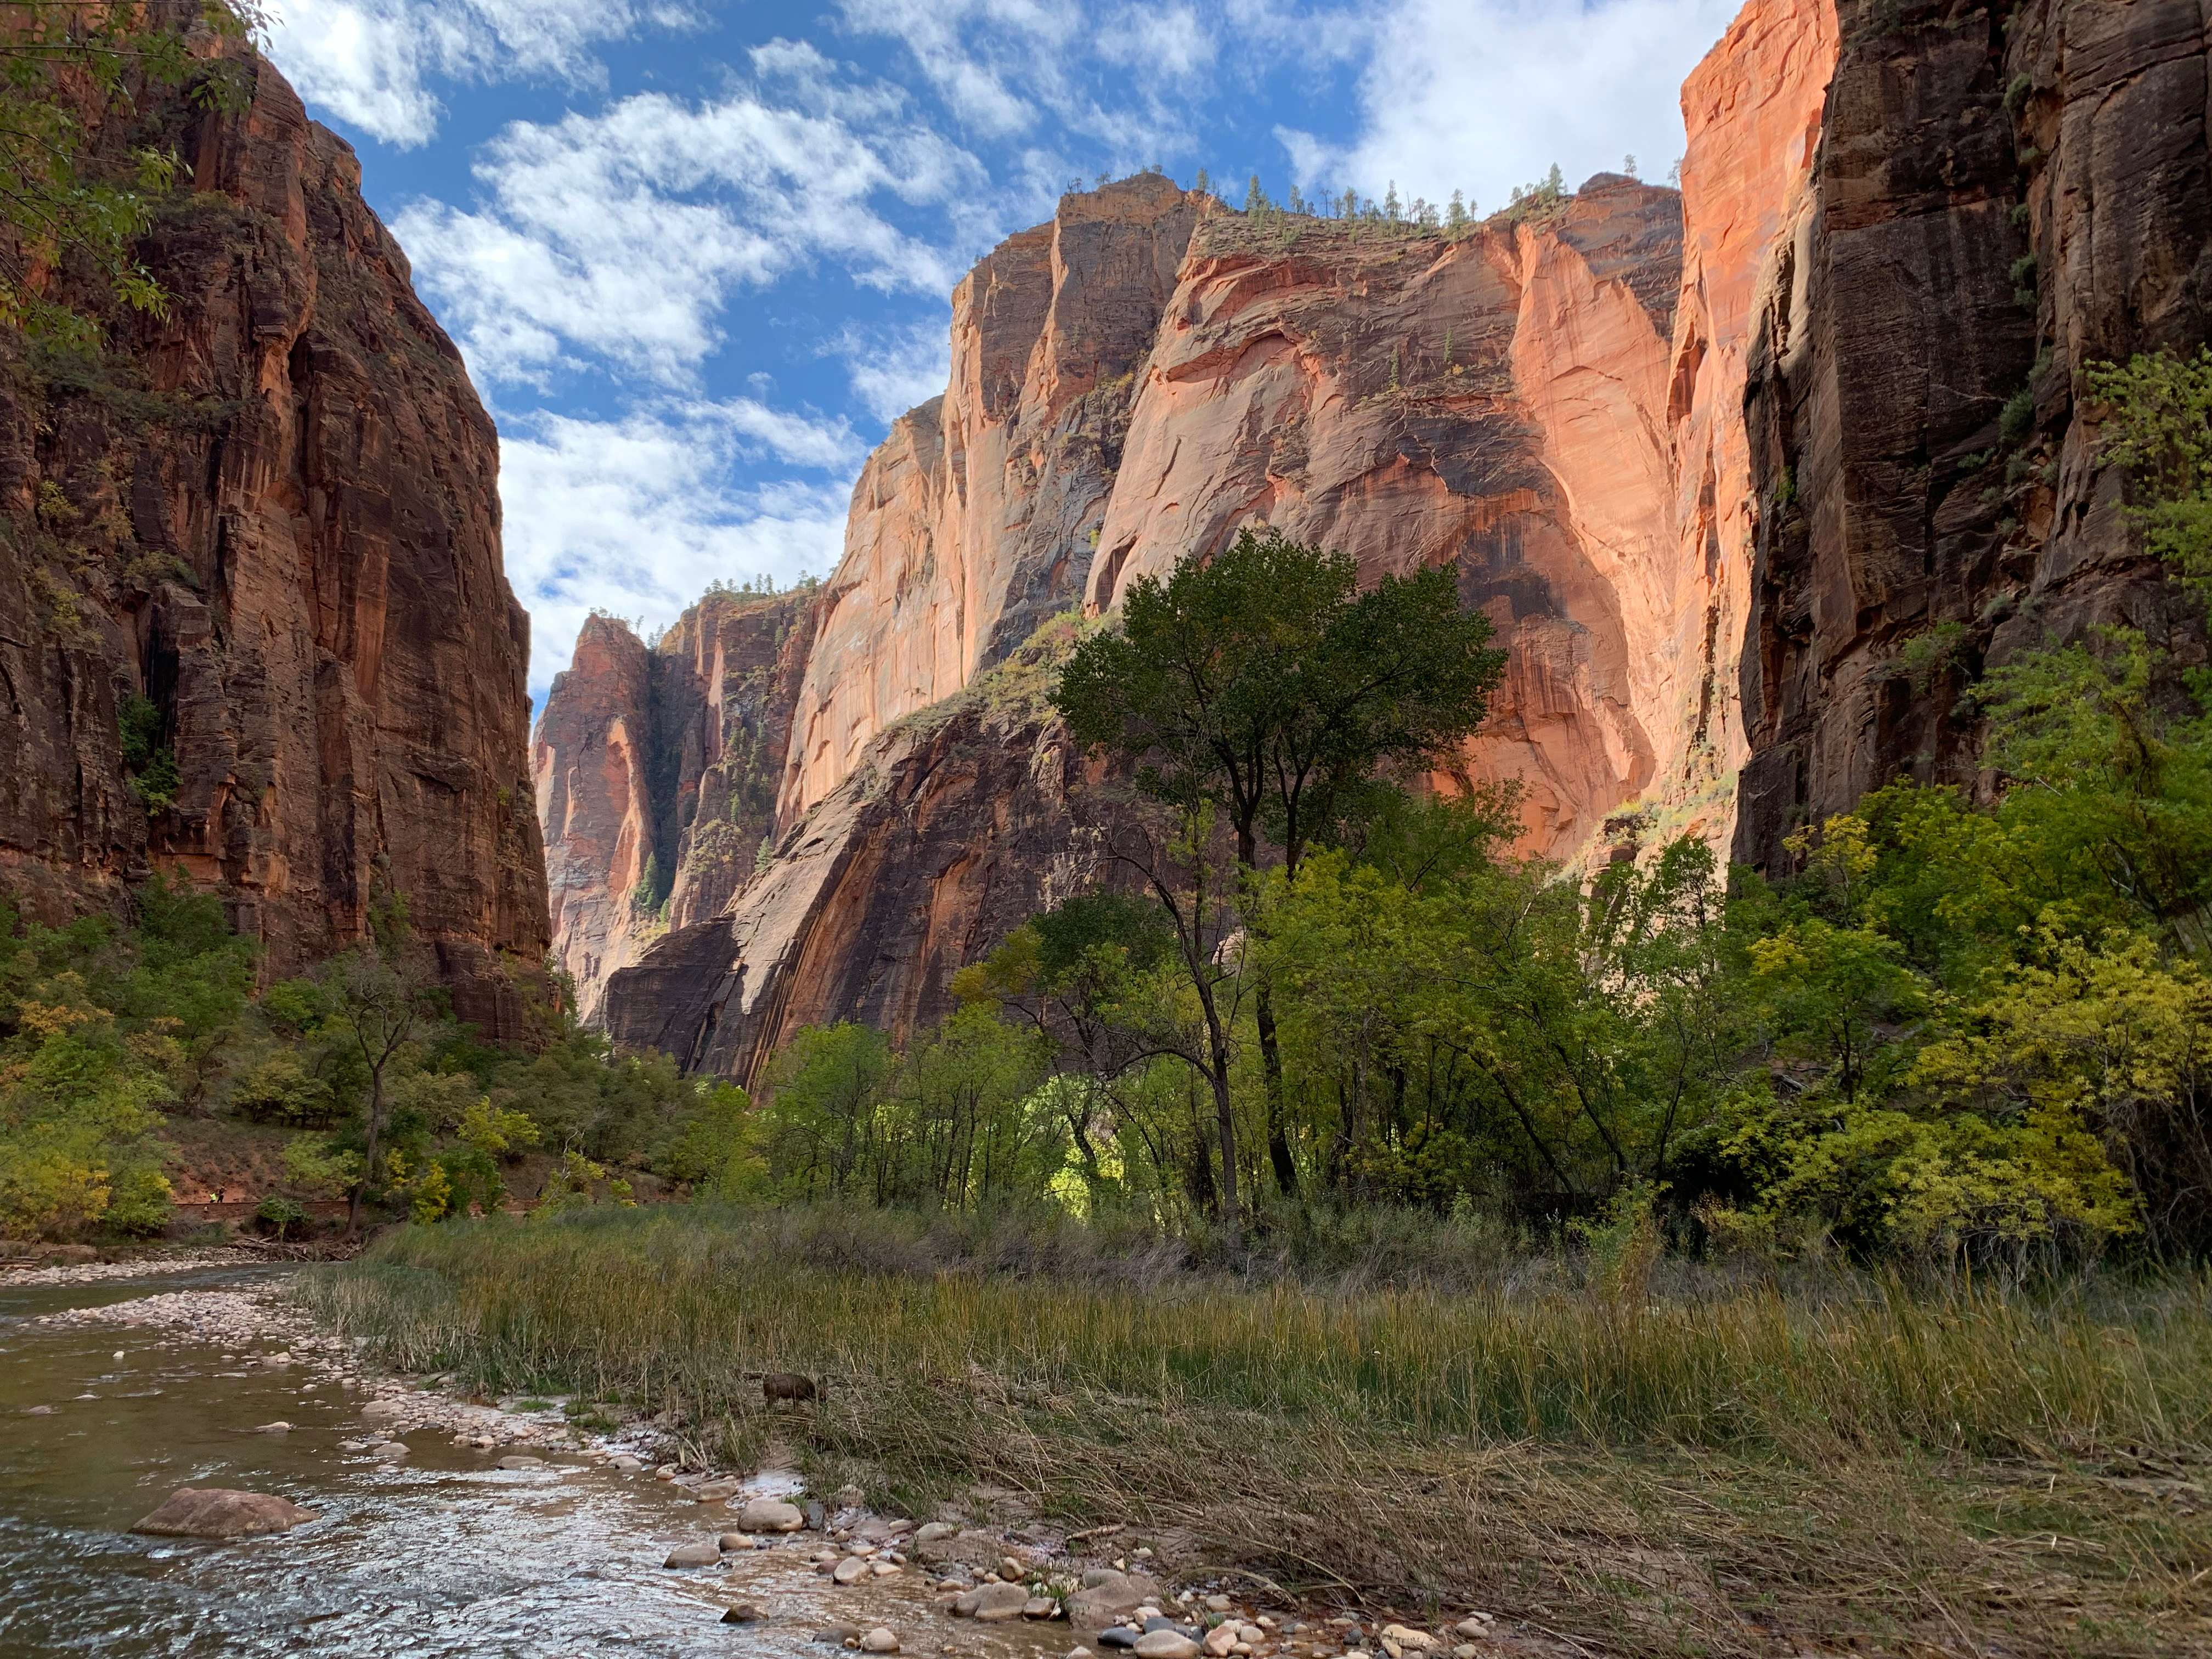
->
[[0, 1263, 1061, 1658]]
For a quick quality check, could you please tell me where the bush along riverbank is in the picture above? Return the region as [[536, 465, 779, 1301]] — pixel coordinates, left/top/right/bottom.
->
[[298, 1203, 2212, 1658]]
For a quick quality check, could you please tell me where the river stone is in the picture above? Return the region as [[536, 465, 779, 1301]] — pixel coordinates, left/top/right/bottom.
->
[[1134, 1634, 1201, 1659], [718, 1532, 760, 1552], [812, 1627, 861, 1645], [371, 1442, 409, 1462], [24, 1405, 55, 1416], [495, 1455, 547, 1470], [1024, 1597, 1060, 1620], [133, 1488, 317, 1539], [695, 1478, 742, 1501], [861, 1629, 901, 1653], [1097, 1629, 1139, 1650], [1383, 1627, 1437, 1652], [955, 1582, 1032, 1618], [1203, 1627, 1238, 1657], [252, 1421, 292, 1435], [721, 1603, 764, 1623], [610, 1454, 646, 1471], [1068, 1572, 1157, 1626], [833, 1556, 871, 1584], [738, 1497, 806, 1532], [914, 1521, 958, 1544], [664, 1541, 722, 1568]]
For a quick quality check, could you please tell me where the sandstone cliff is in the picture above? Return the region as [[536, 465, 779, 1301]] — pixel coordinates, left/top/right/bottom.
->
[[1732, 0, 2212, 865], [562, 0, 2212, 1073], [0, 36, 548, 1028], [535, 589, 814, 1022]]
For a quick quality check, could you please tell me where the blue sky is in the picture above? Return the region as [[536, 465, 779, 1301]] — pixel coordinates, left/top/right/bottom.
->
[[261, 0, 1741, 701]]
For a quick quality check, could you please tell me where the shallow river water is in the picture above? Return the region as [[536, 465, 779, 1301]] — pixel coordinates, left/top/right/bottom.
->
[[0, 1266, 1057, 1659]]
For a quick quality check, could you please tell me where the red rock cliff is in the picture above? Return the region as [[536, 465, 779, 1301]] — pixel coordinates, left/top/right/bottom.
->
[[535, 589, 815, 1021], [1732, 0, 2212, 864], [0, 37, 548, 1028]]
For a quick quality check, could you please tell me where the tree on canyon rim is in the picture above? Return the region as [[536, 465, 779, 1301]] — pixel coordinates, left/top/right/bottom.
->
[[1055, 530, 1505, 1235]]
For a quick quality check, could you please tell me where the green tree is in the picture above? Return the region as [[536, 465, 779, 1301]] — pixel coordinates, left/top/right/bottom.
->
[[326, 897, 443, 1238], [1056, 529, 1504, 1216], [0, 2, 261, 346]]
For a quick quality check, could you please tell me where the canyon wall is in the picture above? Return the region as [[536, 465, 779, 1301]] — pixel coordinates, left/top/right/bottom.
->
[[1732, 0, 2212, 864], [535, 589, 813, 1022], [550, 0, 2212, 1074], [0, 35, 548, 1029]]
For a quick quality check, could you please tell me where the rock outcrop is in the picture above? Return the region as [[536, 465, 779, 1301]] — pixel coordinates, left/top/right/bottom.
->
[[0, 29, 548, 1025], [535, 589, 813, 1022], [1731, 0, 2212, 865], [782, 176, 1200, 820]]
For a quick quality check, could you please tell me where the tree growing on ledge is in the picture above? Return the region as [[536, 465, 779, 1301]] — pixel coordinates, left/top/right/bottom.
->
[[1055, 529, 1505, 1237]]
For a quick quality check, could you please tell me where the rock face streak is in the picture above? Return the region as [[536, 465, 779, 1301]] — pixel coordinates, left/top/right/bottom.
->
[[546, 0, 2211, 1080], [0, 38, 547, 1028]]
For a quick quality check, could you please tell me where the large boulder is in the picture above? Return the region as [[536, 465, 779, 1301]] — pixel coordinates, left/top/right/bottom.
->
[[1066, 1571, 1161, 1629], [132, 1487, 317, 1539]]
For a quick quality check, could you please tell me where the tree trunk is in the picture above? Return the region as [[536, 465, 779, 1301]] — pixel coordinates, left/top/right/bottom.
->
[[1255, 987, 1299, 1198], [346, 1068, 385, 1239]]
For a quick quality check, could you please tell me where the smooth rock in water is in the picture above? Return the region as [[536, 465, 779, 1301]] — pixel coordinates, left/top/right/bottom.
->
[[872, 1561, 901, 1577], [833, 1556, 871, 1585], [1096, 1632, 1139, 1651], [496, 1455, 548, 1470], [664, 1541, 723, 1568], [861, 1629, 901, 1654], [718, 1532, 760, 1552], [132, 1488, 317, 1539], [1134, 1635, 1200, 1659], [252, 1421, 292, 1435], [23, 1406, 54, 1416], [812, 1626, 861, 1645], [1023, 1597, 1060, 1620], [372, 1442, 409, 1462], [1067, 1572, 1156, 1626], [957, 1581, 1032, 1621], [610, 1454, 646, 1471], [361, 1400, 406, 1421], [695, 1478, 743, 1501], [738, 1497, 808, 1532], [721, 1604, 764, 1624]]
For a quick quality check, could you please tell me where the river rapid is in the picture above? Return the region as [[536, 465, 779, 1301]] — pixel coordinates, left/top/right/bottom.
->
[[0, 1263, 1060, 1659]]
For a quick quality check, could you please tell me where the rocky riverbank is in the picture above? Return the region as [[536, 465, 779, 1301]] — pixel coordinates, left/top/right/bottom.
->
[[18, 1267, 1538, 1658]]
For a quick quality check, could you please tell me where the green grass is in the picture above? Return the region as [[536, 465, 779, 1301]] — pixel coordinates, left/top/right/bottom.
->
[[299, 1204, 2212, 1656]]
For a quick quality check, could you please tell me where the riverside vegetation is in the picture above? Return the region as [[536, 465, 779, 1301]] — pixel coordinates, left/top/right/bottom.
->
[[300, 355, 2212, 1655]]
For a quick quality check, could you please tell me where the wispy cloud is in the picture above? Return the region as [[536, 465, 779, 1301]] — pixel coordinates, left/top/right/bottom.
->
[[398, 70, 987, 391], [503, 402, 857, 695], [830, 317, 953, 423], [263, 0, 698, 147], [1281, 0, 1737, 211]]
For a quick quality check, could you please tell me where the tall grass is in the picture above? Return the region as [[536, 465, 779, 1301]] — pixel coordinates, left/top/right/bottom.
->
[[304, 1203, 2211, 1457], [300, 1205, 2212, 1656]]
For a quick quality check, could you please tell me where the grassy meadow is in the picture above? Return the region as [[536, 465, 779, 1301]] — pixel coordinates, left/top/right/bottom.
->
[[300, 1204, 2212, 1657]]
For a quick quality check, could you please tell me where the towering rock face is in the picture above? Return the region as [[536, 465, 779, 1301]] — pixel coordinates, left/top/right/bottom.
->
[[1090, 185, 1687, 854], [562, 0, 2208, 1075], [1663, 0, 1840, 844], [0, 41, 547, 1026], [1731, 0, 2212, 864], [606, 634, 1093, 1089], [782, 177, 1200, 820], [535, 590, 814, 1022]]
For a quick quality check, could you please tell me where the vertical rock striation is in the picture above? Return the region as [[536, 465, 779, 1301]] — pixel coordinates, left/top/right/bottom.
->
[[535, 590, 814, 1022], [0, 39, 547, 1028], [1731, 0, 2212, 865]]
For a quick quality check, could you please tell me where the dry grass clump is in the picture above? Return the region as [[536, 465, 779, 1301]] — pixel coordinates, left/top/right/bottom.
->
[[299, 1205, 2212, 1657]]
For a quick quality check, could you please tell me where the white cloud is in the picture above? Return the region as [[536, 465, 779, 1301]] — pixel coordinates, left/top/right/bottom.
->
[[1283, 0, 1737, 212], [832, 317, 953, 422], [263, 0, 697, 146], [399, 81, 986, 390], [503, 403, 857, 695]]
